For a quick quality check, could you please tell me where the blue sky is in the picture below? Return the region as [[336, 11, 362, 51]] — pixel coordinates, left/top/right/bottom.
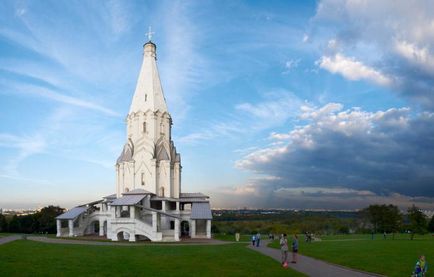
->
[[1, 0, 434, 210]]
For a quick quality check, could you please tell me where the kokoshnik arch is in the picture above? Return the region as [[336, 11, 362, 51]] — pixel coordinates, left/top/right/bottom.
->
[[55, 34, 212, 242]]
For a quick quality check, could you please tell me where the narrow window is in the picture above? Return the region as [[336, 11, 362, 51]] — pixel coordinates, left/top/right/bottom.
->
[[143, 122, 146, 133], [145, 94, 147, 101], [141, 173, 145, 186]]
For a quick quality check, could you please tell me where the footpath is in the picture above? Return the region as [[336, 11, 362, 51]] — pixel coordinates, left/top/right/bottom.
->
[[247, 240, 384, 277], [0, 235, 21, 245]]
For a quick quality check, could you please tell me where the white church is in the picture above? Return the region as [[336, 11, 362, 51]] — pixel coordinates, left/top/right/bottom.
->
[[56, 35, 212, 242]]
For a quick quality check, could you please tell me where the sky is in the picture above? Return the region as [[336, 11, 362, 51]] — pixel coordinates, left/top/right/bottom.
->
[[1, 0, 434, 210]]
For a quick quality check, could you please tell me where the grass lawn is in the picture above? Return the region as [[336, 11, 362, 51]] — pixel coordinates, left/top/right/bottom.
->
[[0, 240, 305, 277], [213, 233, 252, 242], [269, 233, 434, 277]]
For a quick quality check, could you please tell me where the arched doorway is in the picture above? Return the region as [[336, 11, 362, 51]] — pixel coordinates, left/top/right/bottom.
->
[[181, 221, 190, 238], [117, 231, 130, 241]]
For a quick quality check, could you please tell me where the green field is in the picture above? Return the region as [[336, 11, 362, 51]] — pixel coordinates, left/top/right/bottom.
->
[[213, 233, 252, 242], [0, 240, 305, 277], [269, 233, 434, 277]]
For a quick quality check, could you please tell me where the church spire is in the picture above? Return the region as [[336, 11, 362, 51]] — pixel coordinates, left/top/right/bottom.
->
[[129, 29, 168, 114]]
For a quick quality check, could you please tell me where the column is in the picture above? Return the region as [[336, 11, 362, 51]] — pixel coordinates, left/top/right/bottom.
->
[[130, 206, 136, 219], [176, 201, 180, 212], [56, 220, 61, 237], [99, 219, 104, 236], [129, 232, 136, 242], [152, 211, 158, 232], [68, 219, 74, 237], [161, 201, 166, 229], [191, 220, 196, 238], [206, 220, 211, 239], [174, 218, 180, 241]]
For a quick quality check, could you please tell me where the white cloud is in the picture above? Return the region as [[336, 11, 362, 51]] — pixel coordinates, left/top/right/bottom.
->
[[395, 40, 434, 74], [284, 59, 300, 71], [311, 0, 434, 108], [317, 53, 392, 86]]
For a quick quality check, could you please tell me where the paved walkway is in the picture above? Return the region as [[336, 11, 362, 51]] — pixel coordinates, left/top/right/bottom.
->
[[27, 236, 229, 246], [0, 235, 21, 245], [248, 240, 383, 277]]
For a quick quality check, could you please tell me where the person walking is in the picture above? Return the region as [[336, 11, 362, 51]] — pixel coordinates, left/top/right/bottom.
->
[[256, 232, 261, 247], [280, 234, 289, 267], [291, 234, 299, 263], [251, 234, 256, 246]]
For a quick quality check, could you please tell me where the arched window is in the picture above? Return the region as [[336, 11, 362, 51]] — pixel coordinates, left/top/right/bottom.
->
[[143, 122, 146, 133], [141, 173, 145, 186], [160, 187, 165, 197], [160, 122, 164, 135], [145, 94, 147, 101]]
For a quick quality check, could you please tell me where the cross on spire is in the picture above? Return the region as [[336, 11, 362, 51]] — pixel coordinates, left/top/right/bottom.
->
[[146, 26, 155, 41]]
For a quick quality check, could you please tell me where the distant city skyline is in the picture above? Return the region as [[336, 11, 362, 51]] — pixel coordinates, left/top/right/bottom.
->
[[1, 0, 434, 210]]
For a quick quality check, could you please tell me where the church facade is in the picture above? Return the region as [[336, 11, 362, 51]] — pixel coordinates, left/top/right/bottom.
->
[[56, 39, 212, 242]]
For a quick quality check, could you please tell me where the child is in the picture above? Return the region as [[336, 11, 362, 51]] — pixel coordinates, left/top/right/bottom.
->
[[413, 255, 428, 277]]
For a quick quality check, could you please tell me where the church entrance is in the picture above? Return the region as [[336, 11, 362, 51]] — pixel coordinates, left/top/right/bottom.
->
[[180, 221, 190, 238]]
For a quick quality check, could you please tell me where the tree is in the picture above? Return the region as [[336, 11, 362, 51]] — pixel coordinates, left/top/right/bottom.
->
[[361, 204, 402, 234], [407, 205, 427, 240], [428, 215, 434, 233], [36, 206, 65, 233], [0, 214, 7, 232], [8, 215, 21, 233]]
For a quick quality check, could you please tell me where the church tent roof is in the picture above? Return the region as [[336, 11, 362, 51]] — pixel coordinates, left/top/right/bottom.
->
[[110, 194, 146, 206], [78, 199, 102, 207], [191, 203, 212, 220], [56, 207, 87, 220]]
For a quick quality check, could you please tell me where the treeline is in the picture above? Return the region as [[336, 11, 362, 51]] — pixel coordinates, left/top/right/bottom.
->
[[361, 204, 434, 239], [212, 205, 434, 236], [0, 206, 64, 234]]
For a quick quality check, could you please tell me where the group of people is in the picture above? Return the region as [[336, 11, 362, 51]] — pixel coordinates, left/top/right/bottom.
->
[[280, 234, 298, 267], [251, 232, 261, 247]]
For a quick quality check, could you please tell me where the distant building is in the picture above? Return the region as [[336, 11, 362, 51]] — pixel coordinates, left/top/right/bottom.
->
[[56, 35, 212, 242]]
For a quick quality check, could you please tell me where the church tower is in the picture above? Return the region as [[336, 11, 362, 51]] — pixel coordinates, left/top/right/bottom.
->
[[116, 39, 182, 198]]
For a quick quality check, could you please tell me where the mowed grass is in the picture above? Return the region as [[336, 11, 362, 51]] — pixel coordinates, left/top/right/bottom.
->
[[270, 233, 434, 277], [0, 240, 305, 277], [213, 233, 252, 242]]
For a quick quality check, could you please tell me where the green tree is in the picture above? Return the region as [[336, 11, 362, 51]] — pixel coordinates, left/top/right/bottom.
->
[[428, 215, 434, 233], [36, 206, 65, 233], [407, 205, 427, 240], [8, 215, 21, 233], [0, 214, 7, 232], [361, 204, 402, 234]]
